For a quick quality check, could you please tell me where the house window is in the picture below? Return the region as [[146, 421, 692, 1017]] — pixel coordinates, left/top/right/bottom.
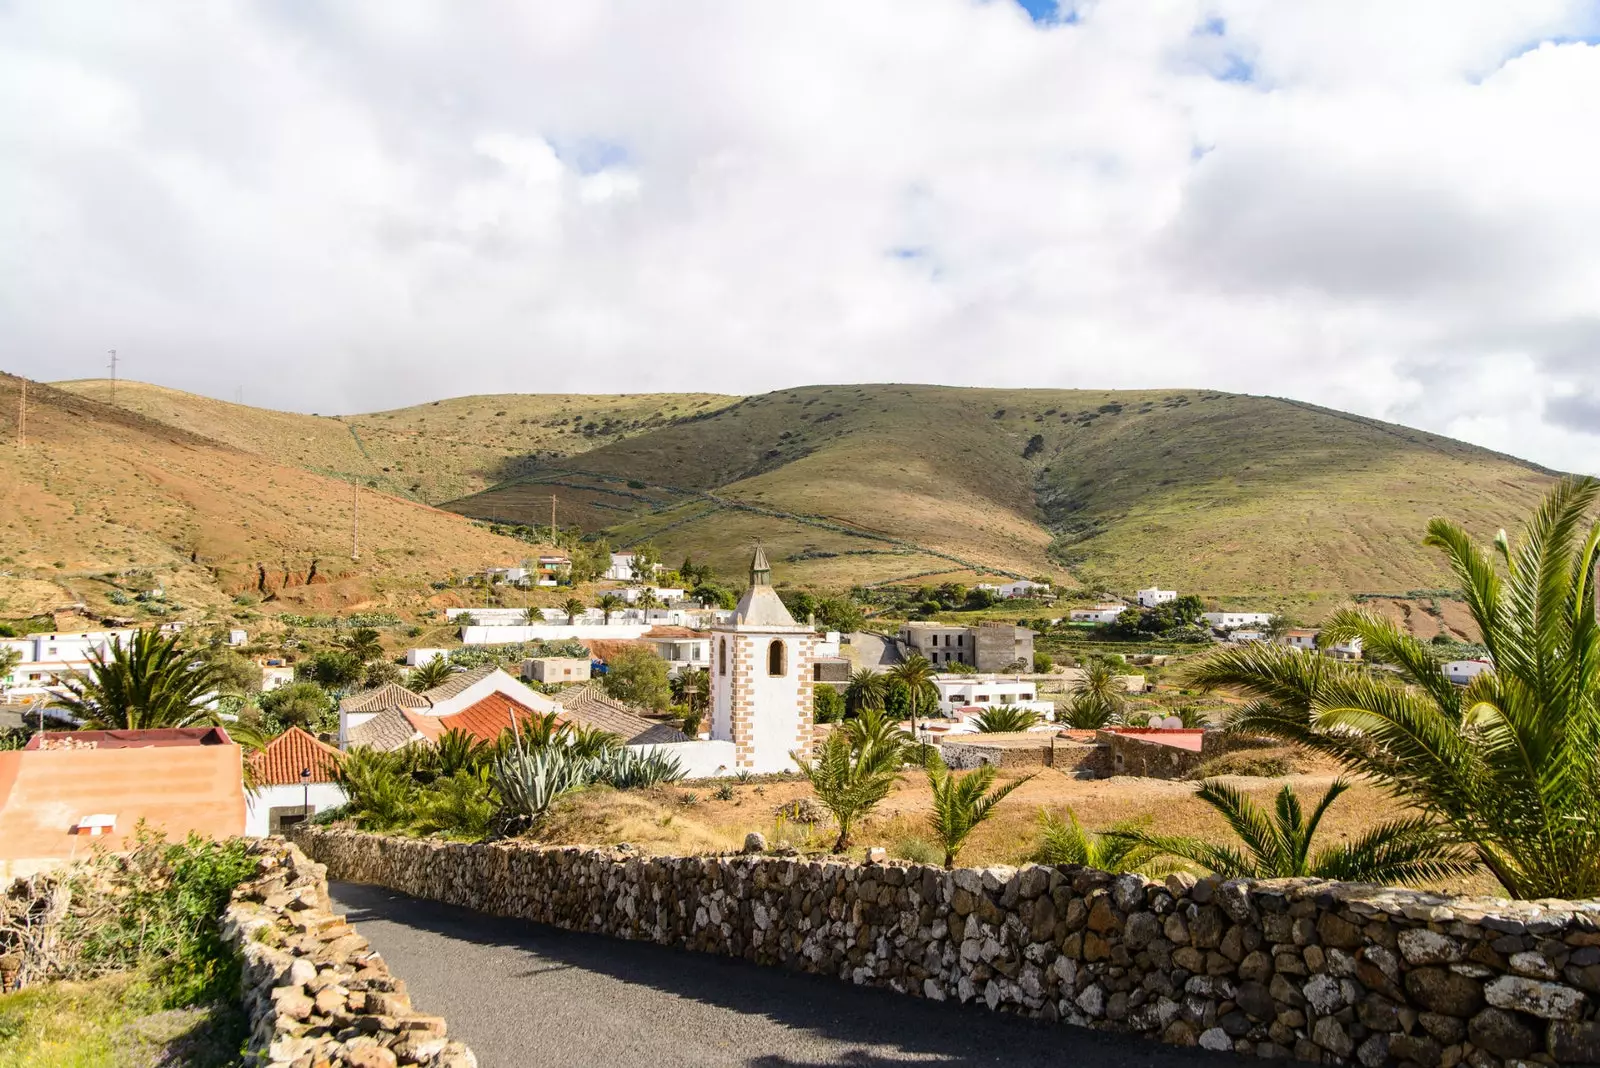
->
[[719, 639, 727, 676], [957, 634, 965, 646], [767, 640, 786, 677], [932, 634, 940, 647]]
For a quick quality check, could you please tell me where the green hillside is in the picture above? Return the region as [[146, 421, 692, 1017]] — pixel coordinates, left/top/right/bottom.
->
[[444, 385, 1558, 599]]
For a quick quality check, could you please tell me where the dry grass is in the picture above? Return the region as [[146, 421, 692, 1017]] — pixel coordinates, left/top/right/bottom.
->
[[0, 971, 240, 1068], [544, 766, 1503, 898]]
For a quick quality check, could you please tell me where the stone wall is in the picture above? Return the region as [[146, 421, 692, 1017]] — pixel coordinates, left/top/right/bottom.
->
[[223, 839, 475, 1068], [939, 735, 1113, 777], [292, 826, 1600, 1067]]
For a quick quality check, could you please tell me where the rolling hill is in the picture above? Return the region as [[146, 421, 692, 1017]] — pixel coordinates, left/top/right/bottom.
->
[[0, 374, 548, 621], [48, 379, 1561, 606]]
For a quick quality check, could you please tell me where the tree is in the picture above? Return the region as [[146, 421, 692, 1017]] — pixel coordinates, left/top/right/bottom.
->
[[925, 754, 1033, 868], [300, 650, 364, 689], [57, 629, 221, 730], [694, 582, 737, 611], [1063, 659, 1125, 729], [973, 705, 1040, 733], [203, 647, 262, 696], [1185, 477, 1600, 898], [1111, 780, 1473, 884], [341, 627, 384, 663], [562, 598, 586, 625], [782, 590, 819, 622], [844, 669, 887, 717], [520, 606, 540, 625], [813, 685, 846, 723], [964, 588, 998, 610], [635, 588, 661, 613], [1032, 808, 1174, 875], [671, 667, 710, 715], [600, 646, 672, 710], [793, 708, 906, 852], [597, 594, 623, 624], [408, 657, 455, 691], [362, 660, 404, 689], [259, 681, 336, 732], [1033, 651, 1054, 674], [887, 655, 938, 737], [815, 597, 865, 634]]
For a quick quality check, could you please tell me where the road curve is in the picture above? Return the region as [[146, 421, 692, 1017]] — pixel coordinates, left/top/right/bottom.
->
[[329, 880, 1248, 1068]]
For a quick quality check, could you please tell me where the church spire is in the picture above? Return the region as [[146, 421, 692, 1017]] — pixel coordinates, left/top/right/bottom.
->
[[749, 545, 772, 587]]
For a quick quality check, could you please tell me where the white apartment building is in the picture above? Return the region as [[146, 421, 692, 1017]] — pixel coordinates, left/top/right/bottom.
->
[[1202, 612, 1274, 630], [931, 676, 1055, 719], [1137, 587, 1177, 608]]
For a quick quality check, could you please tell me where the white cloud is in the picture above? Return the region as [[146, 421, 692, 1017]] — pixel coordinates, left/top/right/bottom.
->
[[2, 0, 1599, 472]]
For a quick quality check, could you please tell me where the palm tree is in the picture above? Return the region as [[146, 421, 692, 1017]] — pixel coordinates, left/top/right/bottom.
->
[[0, 647, 21, 686], [793, 711, 905, 852], [887, 655, 938, 738], [1184, 477, 1600, 899], [843, 669, 887, 717], [1032, 808, 1176, 875], [636, 588, 661, 614], [341, 627, 383, 663], [1063, 660, 1125, 729], [57, 629, 222, 729], [432, 727, 491, 777], [1110, 779, 1474, 884], [597, 593, 623, 624], [840, 706, 912, 762], [408, 657, 455, 691], [562, 597, 586, 625], [973, 705, 1041, 733], [925, 754, 1033, 868], [520, 606, 540, 625]]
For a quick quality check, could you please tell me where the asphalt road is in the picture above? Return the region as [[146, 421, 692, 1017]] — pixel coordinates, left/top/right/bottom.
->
[[329, 881, 1249, 1068]]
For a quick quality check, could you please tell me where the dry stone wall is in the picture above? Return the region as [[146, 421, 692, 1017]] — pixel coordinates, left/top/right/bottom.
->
[[223, 839, 476, 1068], [293, 826, 1600, 1067]]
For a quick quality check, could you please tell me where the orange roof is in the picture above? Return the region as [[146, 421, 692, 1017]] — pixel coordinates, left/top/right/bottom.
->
[[248, 726, 342, 786], [430, 692, 546, 745], [28, 727, 233, 750]]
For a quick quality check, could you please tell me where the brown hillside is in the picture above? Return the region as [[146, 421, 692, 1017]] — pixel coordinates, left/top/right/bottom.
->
[[0, 374, 543, 619]]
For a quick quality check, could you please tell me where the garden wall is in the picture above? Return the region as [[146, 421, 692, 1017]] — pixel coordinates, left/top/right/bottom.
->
[[223, 839, 475, 1068], [293, 827, 1600, 1067]]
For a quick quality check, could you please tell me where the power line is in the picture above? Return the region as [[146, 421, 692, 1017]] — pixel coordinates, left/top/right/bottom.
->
[[351, 481, 360, 561], [16, 377, 25, 449], [107, 349, 118, 405]]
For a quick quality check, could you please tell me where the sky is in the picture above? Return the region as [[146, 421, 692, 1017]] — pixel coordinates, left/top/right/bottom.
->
[[3, 1, 1600, 472]]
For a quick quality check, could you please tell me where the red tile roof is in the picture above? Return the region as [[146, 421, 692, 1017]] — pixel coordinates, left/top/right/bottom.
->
[[249, 726, 343, 785], [431, 692, 547, 745], [27, 727, 233, 750]]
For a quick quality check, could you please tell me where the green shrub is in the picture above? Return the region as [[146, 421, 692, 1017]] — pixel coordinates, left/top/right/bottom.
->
[[891, 836, 941, 865]]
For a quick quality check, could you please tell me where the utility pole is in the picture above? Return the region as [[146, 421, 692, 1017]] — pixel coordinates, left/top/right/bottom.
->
[[351, 482, 360, 561], [16, 377, 24, 449], [550, 493, 557, 540], [107, 350, 118, 405]]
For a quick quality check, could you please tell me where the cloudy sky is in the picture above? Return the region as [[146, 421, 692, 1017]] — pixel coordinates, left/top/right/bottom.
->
[[3, 1, 1599, 472]]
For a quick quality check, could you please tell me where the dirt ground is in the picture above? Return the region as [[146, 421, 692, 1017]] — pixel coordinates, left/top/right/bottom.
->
[[542, 763, 1503, 899]]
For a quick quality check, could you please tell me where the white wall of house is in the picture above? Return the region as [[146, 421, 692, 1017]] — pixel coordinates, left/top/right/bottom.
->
[[262, 666, 295, 691], [245, 782, 347, 837], [405, 648, 448, 666], [1069, 606, 1126, 624], [932, 677, 1054, 717], [1202, 612, 1274, 629], [1443, 659, 1493, 685], [1137, 588, 1177, 608], [460, 623, 652, 645], [999, 580, 1050, 598], [620, 586, 685, 604], [631, 739, 739, 779]]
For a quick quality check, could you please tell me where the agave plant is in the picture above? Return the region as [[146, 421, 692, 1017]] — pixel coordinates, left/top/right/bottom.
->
[[972, 705, 1041, 733], [1031, 808, 1176, 875], [492, 744, 595, 833], [924, 754, 1032, 868], [594, 747, 686, 788], [1184, 476, 1600, 898], [1108, 779, 1475, 884]]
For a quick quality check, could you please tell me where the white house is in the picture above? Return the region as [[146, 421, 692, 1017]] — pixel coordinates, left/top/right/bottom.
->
[[460, 623, 653, 645], [1202, 612, 1274, 630], [707, 548, 819, 774], [642, 628, 711, 675], [261, 663, 295, 691], [932, 676, 1055, 720], [1282, 629, 1319, 652], [1137, 588, 1177, 608], [1280, 630, 1362, 660], [998, 579, 1051, 599], [404, 648, 448, 667], [483, 566, 530, 585], [244, 727, 347, 836], [227, 628, 249, 647], [1443, 658, 1493, 685], [1069, 604, 1127, 625], [521, 657, 592, 685], [605, 552, 662, 582], [619, 585, 686, 605], [1, 628, 140, 698]]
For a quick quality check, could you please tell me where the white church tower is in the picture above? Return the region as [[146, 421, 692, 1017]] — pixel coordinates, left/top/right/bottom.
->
[[709, 547, 818, 772]]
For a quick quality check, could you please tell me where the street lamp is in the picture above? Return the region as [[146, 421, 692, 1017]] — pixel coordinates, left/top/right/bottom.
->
[[300, 767, 312, 821]]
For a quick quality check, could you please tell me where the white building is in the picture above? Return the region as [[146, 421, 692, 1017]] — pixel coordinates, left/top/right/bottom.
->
[[227, 628, 249, 646], [1202, 612, 1274, 630], [932, 676, 1055, 719], [244, 727, 348, 836], [1280, 630, 1362, 660], [1, 628, 139, 697], [521, 657, 592, 685], [261, 664, 295, 691], [997, 579, 1051, 599], [643, 628, 711, 675], [619, 585, 685, 605], [1443, 658, 1493, 685], [404, 648, 448, 667], [460, 623, 654, 645], [1230, 630, 1266, 644], [1282, 629, 1319, 652], [483, 566, 530, 585], [605, 552, 661, 582], [708, 548, 818, 774], [1137, 587, 1177, 608], [1069, 605, 1127, 625]]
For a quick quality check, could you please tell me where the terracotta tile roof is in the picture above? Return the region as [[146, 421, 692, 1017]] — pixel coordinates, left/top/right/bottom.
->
[[27, 727, 233, 750], [555, 684, 687, 745], [339, 682, 428, 713], [249, 726, 343, 785], [432, 692, 545, 745], [346, 708, 425, 751], [401, 709, 446, 743], [418, 664, 497, 703]]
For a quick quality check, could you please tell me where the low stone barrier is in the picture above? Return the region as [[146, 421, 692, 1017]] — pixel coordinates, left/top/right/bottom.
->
[[293, 825, 1600, 1066], [223, 839, 476, 1068]]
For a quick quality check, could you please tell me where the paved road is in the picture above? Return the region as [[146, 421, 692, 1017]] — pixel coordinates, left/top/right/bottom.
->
[[330, 881, 1247, 1068]]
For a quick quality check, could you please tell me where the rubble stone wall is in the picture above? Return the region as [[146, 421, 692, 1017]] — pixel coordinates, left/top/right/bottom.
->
[[223, 839, 476, 1068], [293, 826, 1600, 1067]]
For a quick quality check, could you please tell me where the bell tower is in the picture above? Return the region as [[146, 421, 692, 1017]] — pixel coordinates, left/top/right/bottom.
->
[[709, 547, 818, 771]]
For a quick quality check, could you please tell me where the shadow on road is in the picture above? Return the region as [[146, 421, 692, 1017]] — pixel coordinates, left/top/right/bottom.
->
[[332, 880, 1245, 1068]]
